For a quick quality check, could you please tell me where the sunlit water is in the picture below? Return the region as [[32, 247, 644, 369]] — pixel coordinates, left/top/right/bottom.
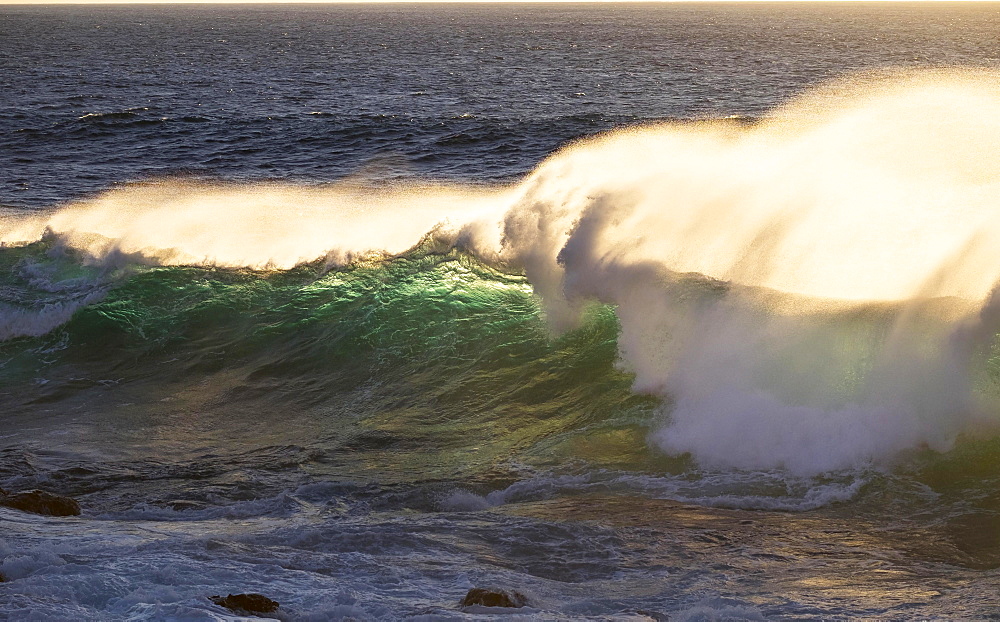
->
[[3, 4, 1000, 620]]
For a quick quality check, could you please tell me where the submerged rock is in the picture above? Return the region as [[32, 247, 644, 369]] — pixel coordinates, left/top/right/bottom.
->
[[461, 587, 528, 608], [0, 490, 81, 517], [210, 593, 280, 616]]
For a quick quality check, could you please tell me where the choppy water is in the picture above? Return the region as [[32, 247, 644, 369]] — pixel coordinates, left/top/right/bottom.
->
[[4, 2, 999, 207], [3, 4, 1000, 620]]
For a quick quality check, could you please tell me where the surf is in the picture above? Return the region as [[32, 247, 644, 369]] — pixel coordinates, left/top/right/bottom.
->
[[3, 68, 1000, 475]]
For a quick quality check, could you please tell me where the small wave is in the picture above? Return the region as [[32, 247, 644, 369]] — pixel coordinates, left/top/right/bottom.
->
[[76, 108, 150, 122], [0, 290, 108, 341], [439, 469, 872, 513], [96, 491, 310, 522]]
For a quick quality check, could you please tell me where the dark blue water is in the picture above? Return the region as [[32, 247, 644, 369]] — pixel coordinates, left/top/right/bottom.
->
[[3, 4, 1000, 620], [3, 3, 998, 208]]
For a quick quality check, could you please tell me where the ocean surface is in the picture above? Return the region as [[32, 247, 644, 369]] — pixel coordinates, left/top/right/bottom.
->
[[2, 3, 1000, 620]]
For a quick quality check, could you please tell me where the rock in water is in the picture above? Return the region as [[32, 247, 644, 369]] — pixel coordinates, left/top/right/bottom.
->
[[0, 490, 81, 516], [210, 593, 280, 616], [461, 587, 528, 608]]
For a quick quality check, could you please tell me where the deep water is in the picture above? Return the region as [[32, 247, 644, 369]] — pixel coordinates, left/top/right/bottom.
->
[[3, 3, 999, 207], [3, 4, 1000, 620]]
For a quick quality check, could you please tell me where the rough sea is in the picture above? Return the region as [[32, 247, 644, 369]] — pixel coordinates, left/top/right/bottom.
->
[[3, 3, 1000, 620]]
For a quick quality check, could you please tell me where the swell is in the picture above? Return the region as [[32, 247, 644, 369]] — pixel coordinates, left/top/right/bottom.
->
[[4, 68, 1000, 476], [0, 112, 641, 209]]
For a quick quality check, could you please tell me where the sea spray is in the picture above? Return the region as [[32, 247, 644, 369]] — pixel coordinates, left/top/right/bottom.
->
[[498, 69, 1000, 472], [3, 69, 1000, 473], [0, 182, 513, 270]]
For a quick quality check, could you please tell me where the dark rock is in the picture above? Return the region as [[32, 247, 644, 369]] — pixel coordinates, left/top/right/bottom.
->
[[461, 587, 528, 608], [210, 593, 280, 616], [0, 490, 81, 517], [0, 572, 6, 582]]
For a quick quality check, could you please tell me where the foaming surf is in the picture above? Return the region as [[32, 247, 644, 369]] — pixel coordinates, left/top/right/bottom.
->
[[4, 68, 1000, 475]]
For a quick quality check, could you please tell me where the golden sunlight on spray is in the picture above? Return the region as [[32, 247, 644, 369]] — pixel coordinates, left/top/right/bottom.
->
[[506, 69, 1000, 305], [1, 68, 998, 308], [0, 182, 513, 269]]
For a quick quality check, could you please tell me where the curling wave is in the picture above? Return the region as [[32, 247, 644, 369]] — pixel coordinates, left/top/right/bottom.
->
[[4, 68, 1000, 474]]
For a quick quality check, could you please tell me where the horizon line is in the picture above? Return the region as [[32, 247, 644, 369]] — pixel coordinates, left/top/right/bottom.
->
[[3, 0, 998, 4]]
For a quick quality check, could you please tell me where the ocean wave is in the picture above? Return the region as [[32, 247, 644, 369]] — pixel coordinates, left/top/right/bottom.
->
[[3, 69, 1000, 475]]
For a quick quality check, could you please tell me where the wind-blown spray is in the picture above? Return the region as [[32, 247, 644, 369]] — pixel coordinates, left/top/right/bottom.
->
[[489, 69, 1000, 473]]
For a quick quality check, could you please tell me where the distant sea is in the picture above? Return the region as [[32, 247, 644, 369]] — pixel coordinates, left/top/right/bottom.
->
[[2, 3, 1000, 620]]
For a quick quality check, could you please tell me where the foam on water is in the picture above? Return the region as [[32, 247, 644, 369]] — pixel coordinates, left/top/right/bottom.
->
[[439, 469, 871, 513], [0, 290, 108, 341]]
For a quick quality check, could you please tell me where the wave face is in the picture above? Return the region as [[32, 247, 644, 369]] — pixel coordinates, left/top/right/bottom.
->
[[4, 70, 1000, 477], [0, 237, 653, 482]]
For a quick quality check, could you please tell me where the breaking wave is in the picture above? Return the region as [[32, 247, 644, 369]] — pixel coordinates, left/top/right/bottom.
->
[[4, 68, 1000, 475]]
